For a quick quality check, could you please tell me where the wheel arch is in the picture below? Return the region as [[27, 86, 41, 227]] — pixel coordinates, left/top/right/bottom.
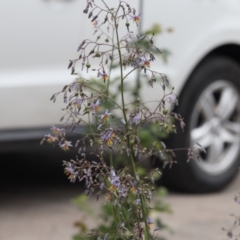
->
[[179, 44, 240, 98]]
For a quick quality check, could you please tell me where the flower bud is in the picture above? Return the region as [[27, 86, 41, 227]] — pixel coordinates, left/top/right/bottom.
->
[[95, 52, 101, 57], [163, 109, 168, 115]]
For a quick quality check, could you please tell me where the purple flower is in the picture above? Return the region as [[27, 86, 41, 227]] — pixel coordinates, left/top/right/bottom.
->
[[51, 125, 65, 135], [109, 169, 121, 191], [129, 13, 141, 25], [71, 83, 80, 92], [139, 57, 150, 68], [167, 93, 178, 105], [97, 70, 109, 82], [130, 181, 138, 194], [147, 217, 154, 229], [91, 99, 100, 112], [133, 198, 141, 205], [71, 98, 83, 108], [117, 184, 128, 198], [64, 166, 77, 183], [45, 134, 57, 143], [92, 19, 99, 28], [101, 128, 115, 146], [100, 109, 112, 121], [129, 114, 140, 125], [111, 176, 121, 187], [59, 141, 72, 151], [71, 100, 82, 116]]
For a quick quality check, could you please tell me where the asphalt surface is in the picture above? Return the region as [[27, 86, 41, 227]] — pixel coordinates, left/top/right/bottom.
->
[[1, 145, 240, 240]]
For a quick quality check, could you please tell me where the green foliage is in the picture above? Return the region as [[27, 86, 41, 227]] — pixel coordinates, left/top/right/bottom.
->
[[72, 189, 172, 240]]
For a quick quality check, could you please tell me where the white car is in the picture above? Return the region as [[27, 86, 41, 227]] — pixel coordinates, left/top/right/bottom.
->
[[1, 0, 240, 192]]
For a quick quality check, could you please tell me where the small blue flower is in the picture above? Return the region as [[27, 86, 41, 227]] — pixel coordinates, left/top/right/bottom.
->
[[109, 169, 121, 190], [129, 13, 141, 25], [92, 19, 99, 28], [139, 57, 150, 68], [129, 114, 140, 125], [64, 166, 77, 183], [59, 141, 72, 151], [100, 109, 112, 121], [71, 83, 80, 92], [97, 70, 109, 82], [133, 198, 141, 205], [111, 176, 121, 187], [167, 93, 178, 105], [51, 125, 65, 135], [45, 134, 57, 143], [101, 129, 114, 142], [91, 99, 100, 112], [147, 217, 154, 229], [71, 98, 83, 108]]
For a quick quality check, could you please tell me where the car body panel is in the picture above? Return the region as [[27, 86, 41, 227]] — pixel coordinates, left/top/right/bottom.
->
[[142, 0, 240, 95], [1, 0, 240, 140]]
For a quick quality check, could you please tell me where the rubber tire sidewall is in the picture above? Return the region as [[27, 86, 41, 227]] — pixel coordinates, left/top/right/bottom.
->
[[162, 56, 240, 193]]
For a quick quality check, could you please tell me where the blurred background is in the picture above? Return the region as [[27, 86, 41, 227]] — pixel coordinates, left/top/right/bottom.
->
[[1, 0, 240, 239]]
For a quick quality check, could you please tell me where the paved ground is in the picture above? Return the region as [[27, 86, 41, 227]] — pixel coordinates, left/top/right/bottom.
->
[[0, 150, 240, 240], [156, 174, 240, 240]]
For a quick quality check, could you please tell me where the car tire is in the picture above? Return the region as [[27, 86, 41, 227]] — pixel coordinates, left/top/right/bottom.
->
[[161, 56, 240, 193]]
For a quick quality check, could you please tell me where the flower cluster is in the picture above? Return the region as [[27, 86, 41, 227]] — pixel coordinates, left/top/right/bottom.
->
[[63, 158, 157, 203], [101, 128, 115, 146], [41, 125, 73, 151]]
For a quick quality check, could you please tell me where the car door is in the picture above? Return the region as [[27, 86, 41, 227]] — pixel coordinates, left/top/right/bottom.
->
[[0, 0, 86, 132]]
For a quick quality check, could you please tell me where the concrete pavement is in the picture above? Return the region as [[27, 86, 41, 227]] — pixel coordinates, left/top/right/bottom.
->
[[1, 174, 240, 240]]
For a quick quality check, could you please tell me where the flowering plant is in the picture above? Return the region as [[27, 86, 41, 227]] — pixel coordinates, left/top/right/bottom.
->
[[41, 1, 202, 239]]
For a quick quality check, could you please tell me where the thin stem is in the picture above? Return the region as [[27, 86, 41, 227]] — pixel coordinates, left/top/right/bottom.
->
[[130, 153, 151, 239], [122, 67, 138, 82], [122, 206, 131, 230], [114, 25, 128, 126], [100, 2, 152, 239], [112, 205, 120, 224], [109, 151, 113, 168], [114, 8, 151, 240], [106, 21, 115, 100], [88, 113, 97, 143], [80, 82, 123, 110]]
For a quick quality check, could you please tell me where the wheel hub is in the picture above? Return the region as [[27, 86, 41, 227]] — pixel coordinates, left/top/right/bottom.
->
[[210, 117, 221, 134], [190, 80, 240, 176]]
